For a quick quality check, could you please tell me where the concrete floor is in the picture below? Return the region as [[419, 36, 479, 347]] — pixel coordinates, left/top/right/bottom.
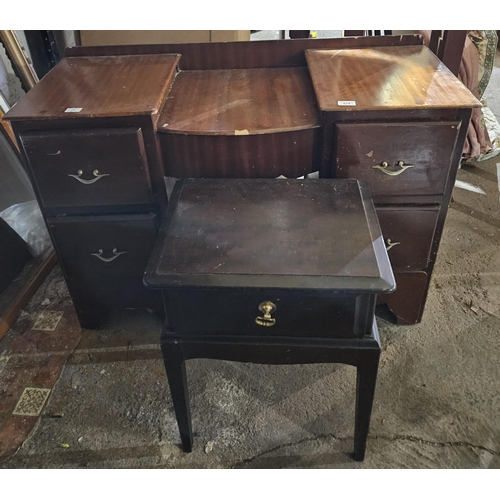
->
[[0, 43, 500, 470]]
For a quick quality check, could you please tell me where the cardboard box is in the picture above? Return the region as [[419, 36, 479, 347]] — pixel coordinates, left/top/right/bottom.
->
[[80, 30, 250, 46]]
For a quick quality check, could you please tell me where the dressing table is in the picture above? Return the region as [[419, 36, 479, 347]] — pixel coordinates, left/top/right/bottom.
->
[[4, 35, 480, 327]]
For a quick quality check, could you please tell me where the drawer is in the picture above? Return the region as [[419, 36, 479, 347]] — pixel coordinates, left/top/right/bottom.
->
[[47, 213, 158, 314], [377, 271, 429, 325], [376, 206, 439, 270], [335, 121, 460, 197], [20, 128, 153, 208], [166, 289, 375, 339]]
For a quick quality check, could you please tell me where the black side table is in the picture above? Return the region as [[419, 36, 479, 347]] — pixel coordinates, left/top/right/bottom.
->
[[144, 178, 395, 461]]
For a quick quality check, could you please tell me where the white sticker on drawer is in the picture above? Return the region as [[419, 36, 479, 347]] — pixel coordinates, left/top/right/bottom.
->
[[64, 107, 83, 113], [337, 101, 356, 106]]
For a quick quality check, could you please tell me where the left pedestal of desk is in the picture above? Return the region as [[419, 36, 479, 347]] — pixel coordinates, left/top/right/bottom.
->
[[4, 54, 181, 328]]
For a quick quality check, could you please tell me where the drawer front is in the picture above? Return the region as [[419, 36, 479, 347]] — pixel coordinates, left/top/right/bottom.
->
[[335, 121, 460, 197], [47, 213, 158, 312], [376, 206, 439, 270], [167, 289, 374, 339], [377, 271, 429, 325], [20, 128, 153, 208]]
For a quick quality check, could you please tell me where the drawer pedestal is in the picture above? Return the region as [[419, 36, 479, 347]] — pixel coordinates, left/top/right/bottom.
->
[[5, 54, 180, 328], [306, 45, 479, 324]]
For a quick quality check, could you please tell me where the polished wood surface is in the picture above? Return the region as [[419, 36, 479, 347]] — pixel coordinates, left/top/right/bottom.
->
[[48, 213, 159, 329], [145, 179, 395, 292], [20, 128, 152, 208], [66, 35, 424, 70], [146, 178, 388, 460], [166, 288, 368, 339], [159, 67, 320, 135], [377, 271, 429, 325], [334, 121, 460, 198], [306, 46, 480, 111], [160, 129, 320, 179], [376, 207, 439, 270], [5, 39, 477, 327], [4, 54, 180, 121]]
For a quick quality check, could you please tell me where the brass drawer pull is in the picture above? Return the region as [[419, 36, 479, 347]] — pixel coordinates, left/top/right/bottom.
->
[[372, 160, 414, 176], [385, 239, 401, 251], [68, 169, 110, 184], [91, 248, 128, 262], [255, 301, 276, 327]]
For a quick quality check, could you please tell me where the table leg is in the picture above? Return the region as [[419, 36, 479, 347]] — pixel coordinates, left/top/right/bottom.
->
[[161, 340, 193, 452], [353, 353, 380, 461]]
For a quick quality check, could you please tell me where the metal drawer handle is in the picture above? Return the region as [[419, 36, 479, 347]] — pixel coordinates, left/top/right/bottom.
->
[[255, 301, 276, 327], [68, 169, 110, 184], [91, 248, 128, 262], [372, 160, 414, 176], [385, 239, 401, 251]]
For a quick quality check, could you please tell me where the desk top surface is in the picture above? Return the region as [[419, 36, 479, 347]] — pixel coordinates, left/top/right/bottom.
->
[[306, 45, 481, 112], [158, 67, 321, 135], [5, 54, 180, 121], [145, 179, 395, 292]]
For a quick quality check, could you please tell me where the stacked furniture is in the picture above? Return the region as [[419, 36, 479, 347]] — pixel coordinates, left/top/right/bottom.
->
[[5, 35, 480, 327]]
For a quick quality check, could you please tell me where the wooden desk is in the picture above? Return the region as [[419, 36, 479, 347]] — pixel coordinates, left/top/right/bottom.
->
[[4, 36, 479, 327], [158, 67, 320, 178], [144, 178, 395, 461]]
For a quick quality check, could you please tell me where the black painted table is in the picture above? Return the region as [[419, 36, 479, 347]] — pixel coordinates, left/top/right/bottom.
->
[[144, 178, 395, 461]]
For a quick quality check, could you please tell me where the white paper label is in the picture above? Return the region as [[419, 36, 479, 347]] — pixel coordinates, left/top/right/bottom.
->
[[337, 101, 356, 106], [64, 107, 83, 113]]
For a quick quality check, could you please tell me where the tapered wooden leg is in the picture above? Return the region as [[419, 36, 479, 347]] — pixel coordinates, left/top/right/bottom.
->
[[353, 353, 380, 461], [161, 340, 193, 452]]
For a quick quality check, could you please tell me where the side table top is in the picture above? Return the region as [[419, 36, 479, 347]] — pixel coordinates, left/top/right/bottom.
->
[[145, 179, 395, 292]]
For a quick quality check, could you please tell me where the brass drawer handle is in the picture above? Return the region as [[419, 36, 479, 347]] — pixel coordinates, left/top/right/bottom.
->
[[255, 301, 276, 327], [385, 239, 401, 251], [68, 169, 110, 184], [372, 160, 414, 176], [91, 248, 128, 262]]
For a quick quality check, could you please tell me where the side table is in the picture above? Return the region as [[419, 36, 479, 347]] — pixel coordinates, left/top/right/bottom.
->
[[144, 178, 395, 461]]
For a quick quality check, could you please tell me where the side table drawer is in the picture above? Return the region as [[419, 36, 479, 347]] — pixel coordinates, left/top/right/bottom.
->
[[376, 206, 439, 270], [47, 213, 158, 313], [166, 289, 375, 339], [335, 121, 460, 197], [20, 128, 153, 208]]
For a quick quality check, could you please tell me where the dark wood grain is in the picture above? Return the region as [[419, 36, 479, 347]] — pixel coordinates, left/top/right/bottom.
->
[[65, 35, 424, 70], [145, 179, 395, 292], [158, 67, 320, 135], [377, 271, 429, 325], [149, 179, 388, 459], [47, 213, 160, 328], [166, 289, 368, 339], [376, 206, 439, 270], [19, 127, 152, 208], [306, 45, 480, 111], [334, 121, 460, 197], [160, 129, 320, 179], [4, 54, 180, 121]]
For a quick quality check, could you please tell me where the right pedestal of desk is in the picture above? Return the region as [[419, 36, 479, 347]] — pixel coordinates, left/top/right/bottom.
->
[[306, 45, 481, 324]]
